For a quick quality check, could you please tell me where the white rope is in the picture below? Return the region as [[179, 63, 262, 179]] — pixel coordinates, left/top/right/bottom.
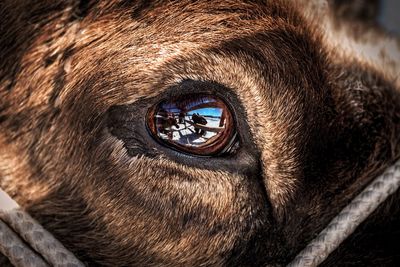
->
[[0, 219, 49, 267], [0, 188, 85, 267], [288, 159, 400, 267]]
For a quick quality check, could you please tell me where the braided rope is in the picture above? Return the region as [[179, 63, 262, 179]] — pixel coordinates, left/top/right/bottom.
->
[[288, 159, 400, 267], [0, 189, 85, 267], [0, 220, 49, 267]]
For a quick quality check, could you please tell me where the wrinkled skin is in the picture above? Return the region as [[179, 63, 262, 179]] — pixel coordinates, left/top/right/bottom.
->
[[0, 0, 399, 266]]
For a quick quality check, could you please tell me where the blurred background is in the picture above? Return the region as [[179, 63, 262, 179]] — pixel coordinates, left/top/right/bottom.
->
[[380, 0, 400, 35], [334, 0, 399, 35]]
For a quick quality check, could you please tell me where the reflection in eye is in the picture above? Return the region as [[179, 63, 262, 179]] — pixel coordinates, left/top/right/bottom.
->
[[147, 94, 238, 156]]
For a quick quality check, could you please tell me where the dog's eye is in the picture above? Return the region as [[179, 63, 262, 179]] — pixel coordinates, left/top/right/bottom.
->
[[147, 94, 238, 156]]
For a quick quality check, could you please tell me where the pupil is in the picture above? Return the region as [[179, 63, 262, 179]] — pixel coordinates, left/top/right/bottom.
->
[[148, 94, 234, 155]]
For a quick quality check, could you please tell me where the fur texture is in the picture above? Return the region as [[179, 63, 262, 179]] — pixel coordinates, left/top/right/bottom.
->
[[0, 0, 399, 266]]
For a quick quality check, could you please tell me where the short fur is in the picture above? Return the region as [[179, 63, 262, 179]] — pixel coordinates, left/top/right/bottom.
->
[[0, 0, 399, 266]]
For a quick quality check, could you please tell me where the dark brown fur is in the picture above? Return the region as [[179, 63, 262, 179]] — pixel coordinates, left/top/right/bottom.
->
[[1, 0, 399, 266]]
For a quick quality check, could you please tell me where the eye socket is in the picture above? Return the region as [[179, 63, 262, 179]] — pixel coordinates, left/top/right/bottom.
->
[[146, 94, 239, 156]]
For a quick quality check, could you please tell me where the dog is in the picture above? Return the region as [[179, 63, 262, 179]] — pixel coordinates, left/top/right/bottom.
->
[[1, 0, 399, 266]]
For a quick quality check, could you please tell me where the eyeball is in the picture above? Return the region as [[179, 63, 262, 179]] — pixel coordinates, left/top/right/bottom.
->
[[146, 94, 238, 156]]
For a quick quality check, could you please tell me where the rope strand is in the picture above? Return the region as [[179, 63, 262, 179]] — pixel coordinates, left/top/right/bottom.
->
[[288, 160, 400, 267], [0, 189, 85, 267], [0, 219, 49, 267]]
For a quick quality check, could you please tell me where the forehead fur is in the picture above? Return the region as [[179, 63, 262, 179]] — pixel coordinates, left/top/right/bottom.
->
[[0, 0, 326, 211]]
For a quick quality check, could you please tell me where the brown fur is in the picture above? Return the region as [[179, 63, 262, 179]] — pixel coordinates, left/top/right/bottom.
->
[[1, 0, 399, 266]]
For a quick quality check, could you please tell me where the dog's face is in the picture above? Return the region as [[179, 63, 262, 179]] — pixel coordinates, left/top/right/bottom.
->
[[1, 0, 399, 266]]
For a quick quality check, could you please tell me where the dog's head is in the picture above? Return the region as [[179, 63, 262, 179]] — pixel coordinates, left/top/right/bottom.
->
[[1, 0, 399, 266]]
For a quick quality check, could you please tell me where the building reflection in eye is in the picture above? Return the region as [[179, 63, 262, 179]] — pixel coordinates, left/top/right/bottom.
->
[[152, 95, 233, 153]]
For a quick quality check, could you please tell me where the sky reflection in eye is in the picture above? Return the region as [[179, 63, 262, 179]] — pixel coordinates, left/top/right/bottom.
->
[[150, 95, 234, 155]]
